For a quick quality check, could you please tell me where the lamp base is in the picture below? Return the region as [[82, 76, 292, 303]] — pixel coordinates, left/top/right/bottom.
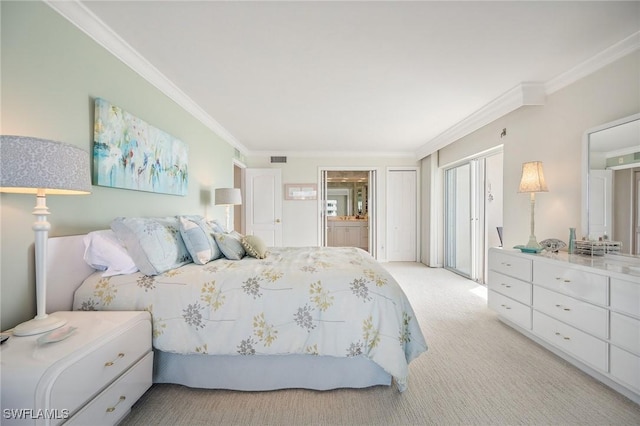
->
[[525, 236, 542, 250], [12, 314, 67, 336]]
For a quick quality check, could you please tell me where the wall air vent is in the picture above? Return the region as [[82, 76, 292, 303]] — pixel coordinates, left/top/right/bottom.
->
[[270, 156, 287, 163]]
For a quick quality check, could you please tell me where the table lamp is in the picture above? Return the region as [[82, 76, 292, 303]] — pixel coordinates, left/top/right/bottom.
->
[[215, 188, 242, 231], [518, 161, 548, 250], [0, 135, 91, 335]]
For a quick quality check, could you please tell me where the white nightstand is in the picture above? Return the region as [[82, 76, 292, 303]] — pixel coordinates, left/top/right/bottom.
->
[[1, 311, 153, 425]]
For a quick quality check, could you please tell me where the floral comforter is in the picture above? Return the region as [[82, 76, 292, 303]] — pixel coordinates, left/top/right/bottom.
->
[[73, 246, 427, 391]]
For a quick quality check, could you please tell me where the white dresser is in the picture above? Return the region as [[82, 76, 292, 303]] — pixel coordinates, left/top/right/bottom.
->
[[488, 248, 640, 404], [1, 311, 152, 425]]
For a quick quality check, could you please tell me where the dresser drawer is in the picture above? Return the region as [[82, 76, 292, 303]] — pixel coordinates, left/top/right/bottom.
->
[[533, 311, 607, 372], [610, 346, 640, 392], [488, 250, 532, 282], [533, 286, 608, 339], [611, 312, 640, 355], [488, 270, 532, 304], [610, 277, 640, 318], [66, 351, 153, 426], [488, 290, 532, 329], [533, 261, 608, 305], [50, 319, 152, 414]]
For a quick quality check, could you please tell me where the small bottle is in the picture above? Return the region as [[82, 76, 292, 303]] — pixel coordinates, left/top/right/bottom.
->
[[568, 228, 576, 254]]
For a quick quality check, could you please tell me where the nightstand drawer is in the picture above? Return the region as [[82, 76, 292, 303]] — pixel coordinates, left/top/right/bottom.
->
[[66, 351, 153, 426], [489, 251, 532, 281], [533, 286, 608, 339], [50, 319, 151, 415], [488, 270, 532, 304], [488, 290, 531, 329], [533, 261, 608, 305], [533, 311, 607, 372]]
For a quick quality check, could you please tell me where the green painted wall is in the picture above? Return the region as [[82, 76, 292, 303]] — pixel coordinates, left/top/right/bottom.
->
[[1, 1, 236, 330]]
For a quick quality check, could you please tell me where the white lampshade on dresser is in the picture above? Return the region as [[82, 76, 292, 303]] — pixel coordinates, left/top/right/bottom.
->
[[0, 135, 91, 336], [517, 161, 548, 250]]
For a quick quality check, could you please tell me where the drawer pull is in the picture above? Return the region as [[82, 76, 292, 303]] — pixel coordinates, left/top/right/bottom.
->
[[105, 352, 125, 367], [501, 262, 512, 267], [500, 304, 511, 310], [554, 332, 571, 341], [500, 283, 512, 288], [555, 304, 572, 312], [555, 277, 571, 283], [106, 395, 126, 413]]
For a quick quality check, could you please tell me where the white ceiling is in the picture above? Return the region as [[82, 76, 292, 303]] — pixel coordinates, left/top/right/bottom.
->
[[58, 1, 639, 157]]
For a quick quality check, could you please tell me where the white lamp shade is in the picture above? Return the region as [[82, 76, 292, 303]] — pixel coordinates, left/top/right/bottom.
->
[[0, 135, 91, 194], [518, 161, 548, 193], [215, 188, 242, 205]]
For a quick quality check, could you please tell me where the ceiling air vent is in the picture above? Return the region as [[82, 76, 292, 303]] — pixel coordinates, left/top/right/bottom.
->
[[270, 156, 287, 163]]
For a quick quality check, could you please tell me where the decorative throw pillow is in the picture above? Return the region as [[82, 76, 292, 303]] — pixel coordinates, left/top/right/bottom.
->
[[178, 215, 223, 264], [241, 235, 268, 259], [83, 230, 139, 277], [207, 219, 226, 234], [111, 216, 192, 276], [213, 231, 246, 260]]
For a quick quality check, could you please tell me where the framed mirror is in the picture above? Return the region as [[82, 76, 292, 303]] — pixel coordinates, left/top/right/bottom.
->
[[582, 113, 640, 255]]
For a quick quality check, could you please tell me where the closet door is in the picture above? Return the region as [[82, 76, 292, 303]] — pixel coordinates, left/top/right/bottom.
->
[[387, 169, 418, 261]]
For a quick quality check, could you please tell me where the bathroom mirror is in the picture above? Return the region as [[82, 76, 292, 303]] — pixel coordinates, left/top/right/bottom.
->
[[583, 113, 640, 255], [326, 171, 369, 217]]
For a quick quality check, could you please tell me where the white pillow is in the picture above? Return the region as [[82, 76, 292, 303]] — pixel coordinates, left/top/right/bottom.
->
[[83, 230, 139, 277]]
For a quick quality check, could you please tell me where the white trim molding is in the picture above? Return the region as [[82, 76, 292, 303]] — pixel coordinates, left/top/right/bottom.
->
[[545, 31, 640, 95], [415, 83, 545, 160], [45, 0, 249, 157], [416, 30, 640, 160], [46, 1, 638, 161]]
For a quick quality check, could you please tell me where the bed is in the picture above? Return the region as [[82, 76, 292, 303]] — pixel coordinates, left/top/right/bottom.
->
[[46, 216, 427, 392]]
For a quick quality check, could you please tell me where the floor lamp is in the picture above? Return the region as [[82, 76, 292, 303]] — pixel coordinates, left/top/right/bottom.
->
[[518, 161, 548, 249], [215, 188, 242, 232], [0, 135, 91, 336]]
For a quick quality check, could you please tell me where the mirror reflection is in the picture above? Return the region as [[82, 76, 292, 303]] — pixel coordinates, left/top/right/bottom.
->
[[326, 171, 368, 218], [586, 114, 640, 255]]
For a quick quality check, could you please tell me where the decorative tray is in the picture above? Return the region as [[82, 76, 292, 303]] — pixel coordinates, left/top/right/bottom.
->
[[513, 245, 543, 254]]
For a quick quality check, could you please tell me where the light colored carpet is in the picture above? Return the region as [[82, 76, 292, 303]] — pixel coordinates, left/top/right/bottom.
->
[[120, 262, 640, 425]]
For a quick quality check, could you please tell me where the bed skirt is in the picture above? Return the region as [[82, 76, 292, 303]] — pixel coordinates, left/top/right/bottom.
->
[[153, 350, 392, 391]]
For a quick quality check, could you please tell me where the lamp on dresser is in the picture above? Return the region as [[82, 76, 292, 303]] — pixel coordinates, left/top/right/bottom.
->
[[0, 135, 91, 335], [215, 187, 242, 231], [518, 161, 548, 250]]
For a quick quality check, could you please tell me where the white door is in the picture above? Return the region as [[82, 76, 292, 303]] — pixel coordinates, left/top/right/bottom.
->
[[387, 169, 418, 261], [589, 169, 613, 239], [635, 171, 640, 254], [244, 168, 282, 246]]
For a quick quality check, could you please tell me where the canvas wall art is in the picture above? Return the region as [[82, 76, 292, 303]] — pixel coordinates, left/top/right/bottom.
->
[[93, 98, 188, 196]]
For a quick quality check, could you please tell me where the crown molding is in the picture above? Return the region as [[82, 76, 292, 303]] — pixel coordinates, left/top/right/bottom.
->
[[46, 1, 639, 161], [415, 31, 640, 160], [414, 82, 545, 160], [249, 150, 417, 159], [45, 0, 248, 156], [545, 31, 640, 95]]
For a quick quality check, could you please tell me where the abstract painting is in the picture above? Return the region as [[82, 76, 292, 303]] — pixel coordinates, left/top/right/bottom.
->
[[93, 98, 188, 195]]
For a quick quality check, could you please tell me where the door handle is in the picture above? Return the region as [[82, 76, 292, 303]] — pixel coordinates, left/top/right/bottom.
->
[[276, 219, 281, 223]]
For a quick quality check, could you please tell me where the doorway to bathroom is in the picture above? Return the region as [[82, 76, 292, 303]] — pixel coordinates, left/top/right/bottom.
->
[[319, 168, 377, 257]]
